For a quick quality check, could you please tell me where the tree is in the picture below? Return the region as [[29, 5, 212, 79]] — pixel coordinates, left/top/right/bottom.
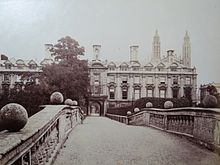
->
[[50, 36, 85, 64], [40, 36, 89, 104]]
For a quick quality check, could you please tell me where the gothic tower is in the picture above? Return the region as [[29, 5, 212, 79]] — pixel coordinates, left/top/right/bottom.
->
[[152, 30, 161, 63], [182, 31, 191, 67]]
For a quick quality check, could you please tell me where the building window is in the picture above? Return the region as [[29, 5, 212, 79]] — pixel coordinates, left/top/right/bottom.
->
[[185, 77, 191, 85], [120, 66, 128, 71], [94, 74, 100, 85], [172, 89, 179, 98], [147, 76, 153, 84], [173, 77, 178, 84], [132, 67, 139, 71], [122, 87, 128, 99], [159, 90, 166, 98], [122, 76, 128, 83], [134, 76, 140, 84], [108, 75, 115, 83], [134, 89, 141, 100], [5, 64, 11, 69], [147, 89, 153, 97], [29, 64, 37, 69], [109, 87, 115, 99], [3, 74, 10, 82], [160, 77, 166, 84]]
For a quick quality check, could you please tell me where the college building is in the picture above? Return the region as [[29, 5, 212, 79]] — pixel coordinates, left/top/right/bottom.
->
[[89, 31, 197, 115]]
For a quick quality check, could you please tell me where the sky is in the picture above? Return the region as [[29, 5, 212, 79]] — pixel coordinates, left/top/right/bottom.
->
[[0, 0, 219, 85]]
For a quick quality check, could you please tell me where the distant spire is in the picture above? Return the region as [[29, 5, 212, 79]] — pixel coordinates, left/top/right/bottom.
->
[[151, 30, 161, 63], [182, 31, 191, 67]]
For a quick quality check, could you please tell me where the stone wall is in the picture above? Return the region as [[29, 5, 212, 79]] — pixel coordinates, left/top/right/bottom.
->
[[0, 105, 83, 165]]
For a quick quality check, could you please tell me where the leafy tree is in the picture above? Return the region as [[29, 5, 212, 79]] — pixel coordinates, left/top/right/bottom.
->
[[50, 36, 85, 64], [41, 36, 89, 104]]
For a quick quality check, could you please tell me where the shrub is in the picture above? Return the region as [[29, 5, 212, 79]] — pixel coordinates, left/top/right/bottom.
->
[[0, 103, 28, 132], [64, 99, 73, 106], [107, 106, 132, 116], [202, 95, 218, 108], [50, 92, 64, 104], [127, 111, 132, 115], [164, 101, 174, 109], [134, 97, 190, 109], [134, 107, 140, 113], [146, 102, 153, 108]]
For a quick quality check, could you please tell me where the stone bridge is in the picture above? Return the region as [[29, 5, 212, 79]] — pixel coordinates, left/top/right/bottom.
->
[[1, 105, 220, 165]]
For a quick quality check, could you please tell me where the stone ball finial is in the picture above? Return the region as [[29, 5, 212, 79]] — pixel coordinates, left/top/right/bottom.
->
[[127, 111, 132, 115], [134, 108, 140, 113], [202, 95, 218, 108], [72, 100, 78, 106], [146, 102, 153, 108], [64, 99, 73, 106], [164, 101, 174, 109], [50, 92, 64, 104], [0, 103, 28, 132]]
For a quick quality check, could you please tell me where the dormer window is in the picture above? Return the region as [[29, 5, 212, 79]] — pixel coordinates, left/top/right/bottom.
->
[[29, 64, 37, 69], [5, 64, 12, 69]]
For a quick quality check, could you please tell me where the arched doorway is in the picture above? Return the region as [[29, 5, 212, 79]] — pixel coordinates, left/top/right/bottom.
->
[[90, 102, 101, 116]]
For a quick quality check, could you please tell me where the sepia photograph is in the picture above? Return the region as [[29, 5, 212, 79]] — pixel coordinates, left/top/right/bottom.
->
[[0, 0, 220, 164]]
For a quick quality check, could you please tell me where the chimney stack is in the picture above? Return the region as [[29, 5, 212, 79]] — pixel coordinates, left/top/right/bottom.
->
[[130, 45, 139, 62], [93, 45, 101, 61]]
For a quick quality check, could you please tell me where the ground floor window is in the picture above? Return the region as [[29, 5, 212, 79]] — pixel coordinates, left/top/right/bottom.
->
[[122, 87, 128, 99], [109, 87, 115, 99], [159, 89, 166, 98], [147, 89, 153, 97], [134, 89, 141, 100]]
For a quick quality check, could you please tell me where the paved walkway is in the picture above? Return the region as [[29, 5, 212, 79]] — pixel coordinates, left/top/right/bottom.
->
[[54, 117, 220, 165]]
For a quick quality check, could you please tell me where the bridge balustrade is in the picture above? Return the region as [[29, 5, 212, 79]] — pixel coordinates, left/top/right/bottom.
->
[[0, 105, 84, 165], [106, 107, 220, 154]]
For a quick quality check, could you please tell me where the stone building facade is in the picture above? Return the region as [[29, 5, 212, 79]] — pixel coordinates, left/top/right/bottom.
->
[[89, 31, 197, 111], [0, 44, 54, 95]]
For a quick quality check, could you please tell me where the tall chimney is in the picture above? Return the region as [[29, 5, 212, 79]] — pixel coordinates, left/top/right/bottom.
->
[[93, 45, 101, 61], [130, 45, 139, 62]]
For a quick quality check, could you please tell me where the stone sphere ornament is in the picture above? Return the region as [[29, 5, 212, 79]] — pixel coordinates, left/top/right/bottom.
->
[[127, 111, 132, 115], [0, 103, 28, 132], [64, 99, 73, 106], [134, 108, 140, 113], [72, 100, 78, 106], [146, 102, 153, 108], [164, 101, 174, 109], [50, 92, 64, 104]]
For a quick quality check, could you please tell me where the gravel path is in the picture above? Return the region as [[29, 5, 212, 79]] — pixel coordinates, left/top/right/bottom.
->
[[54, 117, 220, 165]]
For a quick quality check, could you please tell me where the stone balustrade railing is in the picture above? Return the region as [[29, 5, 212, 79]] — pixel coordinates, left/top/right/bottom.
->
[[106, 113, 128, 124], [106, 107, 220, 154], [0, 105, 84, 165], [128, 107, 220, 154]]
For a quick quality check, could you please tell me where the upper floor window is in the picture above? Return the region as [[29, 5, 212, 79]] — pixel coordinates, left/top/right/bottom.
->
[[29, 64, 37, 69], [147, 89, 153, 97], [108, 75, 115, 83], [5, 64, 11, 69], [134, 89, 141, 100], [132, 67, 139, 71], [160, 77, 166, 84], [185, 77, 191, 85], [121, 76, 128, 84], [134, 76, 140, 84], [173, 77, 178, 84], [159, 89, 166, 98], [94, 74, 100, 85], [122, 87, 128, 99], [147, 76, 153, 84]]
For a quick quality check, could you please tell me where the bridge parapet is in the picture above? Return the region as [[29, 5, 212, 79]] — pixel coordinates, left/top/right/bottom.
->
[[107, 107, 220, 154], [0, 105, 84, 165], [129, 107, 220, 154]]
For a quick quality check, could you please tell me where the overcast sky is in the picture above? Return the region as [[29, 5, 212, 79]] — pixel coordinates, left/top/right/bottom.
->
[[0, 0, 219, 85]]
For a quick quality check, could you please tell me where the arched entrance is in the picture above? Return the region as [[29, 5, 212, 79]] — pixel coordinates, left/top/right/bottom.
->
[[90, 102, 101, 116], [88, 96, 107, 116]]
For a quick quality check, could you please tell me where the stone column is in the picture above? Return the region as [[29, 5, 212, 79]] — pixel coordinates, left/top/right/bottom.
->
[[167, 76, 172, 98], [154, 75, 159, 97], [180, 76, 184, 97]]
